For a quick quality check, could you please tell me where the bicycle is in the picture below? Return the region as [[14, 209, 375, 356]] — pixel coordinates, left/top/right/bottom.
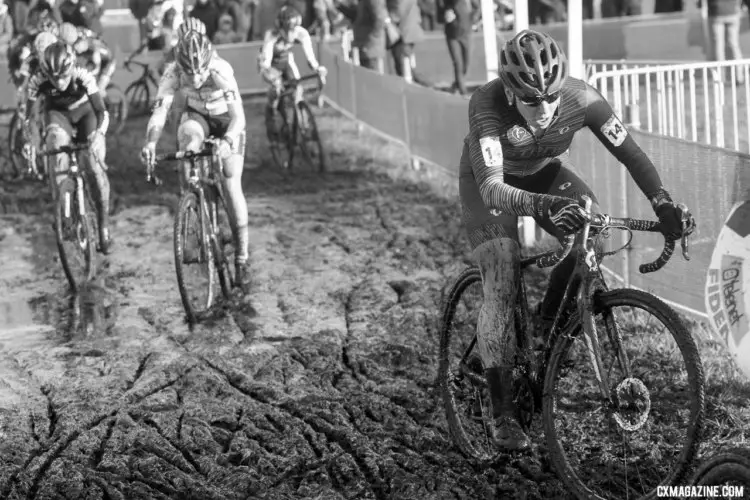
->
[[438, 195, 705, 499], [40, 142, 98, 292], [265, 73, 327, 173], [124, 58, 160, 117], [691, 448, 750, 489], [147, 137, 235, 325]]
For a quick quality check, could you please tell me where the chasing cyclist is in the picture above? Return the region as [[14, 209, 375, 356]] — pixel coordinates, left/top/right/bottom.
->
[[58, 22, 116, 93], [22, 40, 113, 253], [258, 6, 327, 135], [459, 29, 695, 451], [139, 21, 251, 291]]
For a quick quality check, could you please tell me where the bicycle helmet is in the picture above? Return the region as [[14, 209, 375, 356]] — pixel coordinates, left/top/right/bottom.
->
[[177, 17, 207, 39], [41, 41, 76, 80], [499, 29, 568, 100], [59, 22, 79, 46], [176, 30, 212, 75], [34, 31, 57, 57], [276, 5, 302, 31]]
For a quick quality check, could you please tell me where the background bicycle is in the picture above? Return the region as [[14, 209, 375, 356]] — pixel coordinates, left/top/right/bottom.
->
[[40, 142, 98, 292], [148, 138, 235, 325], [124, 58, 160, 117], [438, 196, 704, 500], [265, 72, 327, 173]]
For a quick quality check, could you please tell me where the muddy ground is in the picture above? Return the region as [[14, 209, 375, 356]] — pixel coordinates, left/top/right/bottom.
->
[[0, 99, 747, 500]]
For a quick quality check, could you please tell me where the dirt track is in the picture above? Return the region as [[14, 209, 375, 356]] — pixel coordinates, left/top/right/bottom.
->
[[1, 99, 748, 500], [0, 99, 571, 500]]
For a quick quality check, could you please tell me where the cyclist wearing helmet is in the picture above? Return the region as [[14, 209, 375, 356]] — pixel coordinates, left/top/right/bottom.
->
[[23, 40, 113, 254], [139, 30, 251, 290], [258, 6, 326, 130], [459, 29, 695, 451], [7, 16, 59, 87], [59, 22, 116, 92]]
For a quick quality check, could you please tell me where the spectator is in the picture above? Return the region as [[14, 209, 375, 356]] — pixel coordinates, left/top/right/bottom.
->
[[353, 0, 388, 71], [387, 0, 432, 86], [418, 0, 436, 30], [654, 0, 682, 11], [442, 0, 478, 95], [190, 0, 220, 39], [529, 0, 566, 23], [0, 0, 11, 56], [59, 0, 103, 35], [27, 0, 62, 28], [129, 0, 151, 43], [213, 11, 241, 42], [215, 0, 243, 39], [12, 0, 31, 34], [601, 0, 641, 16], [707, 0, 744, 83]]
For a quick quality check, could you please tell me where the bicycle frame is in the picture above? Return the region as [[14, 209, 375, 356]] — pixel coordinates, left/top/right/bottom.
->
[[41, 143, 91, 219]]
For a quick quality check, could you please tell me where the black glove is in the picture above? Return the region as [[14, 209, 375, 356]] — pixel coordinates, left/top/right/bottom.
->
[[651, 188, 696, 240], [540, 196, 590, 235]]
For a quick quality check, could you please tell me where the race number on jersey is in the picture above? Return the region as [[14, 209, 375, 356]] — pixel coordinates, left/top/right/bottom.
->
[[479, 136, 503, 167], [601, 114, 628, 147], [706, 201, 750, 380]]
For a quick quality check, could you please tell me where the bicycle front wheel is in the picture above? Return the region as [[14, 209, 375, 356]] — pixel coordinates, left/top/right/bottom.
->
[[543, 288, 705, 500], [296, 101, 326, 172], [55, 179, 96, 291], [105, 83, 128, 134], [267, 97, 294, 170], [437, 266, 497, 462], [691, 448, 750, 489], [174, 191, 217, 324], [125, 80, 150, 117]]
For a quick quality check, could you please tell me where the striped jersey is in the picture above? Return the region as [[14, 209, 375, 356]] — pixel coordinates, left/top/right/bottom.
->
[[461, 76, 664, 218], [27, 66, 100, 110]]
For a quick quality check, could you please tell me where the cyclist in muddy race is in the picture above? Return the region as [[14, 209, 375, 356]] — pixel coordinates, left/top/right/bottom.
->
[[22, 40, 113, 253], [459, 29, 695, 451], [139, 20, 251, 291], [58, 22, 116, 93], [258, 6, 327, 135]]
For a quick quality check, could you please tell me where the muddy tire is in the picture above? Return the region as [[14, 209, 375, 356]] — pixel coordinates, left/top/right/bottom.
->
[[174, 191, 216, 324], [691, 447, 750, 488], [296, 101, 326, 172], [206, 194, 233, 299], [437, 266, 496, 462], [55, 179, 96, 292], [543, 288, 705, 499], [125, 79, 150, 118], [267, 96, 294, 171]]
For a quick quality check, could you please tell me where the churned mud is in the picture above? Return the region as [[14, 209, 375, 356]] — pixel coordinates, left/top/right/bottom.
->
[[0, 99, 747, 500]]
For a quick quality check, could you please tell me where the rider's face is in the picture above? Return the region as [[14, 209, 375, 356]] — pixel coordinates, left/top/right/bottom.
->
[[516, 95, 561, 129], [51, 75, 72, 90], [188, 69, 210, 88]]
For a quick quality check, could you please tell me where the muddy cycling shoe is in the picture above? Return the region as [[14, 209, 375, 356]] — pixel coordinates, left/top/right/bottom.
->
[[234, 261, 251, 294], [485, 365, 531, 451], [97, 229, 114, 255]]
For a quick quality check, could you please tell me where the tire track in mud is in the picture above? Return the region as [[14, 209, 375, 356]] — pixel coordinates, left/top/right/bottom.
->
[[0, 100, 564, 499]]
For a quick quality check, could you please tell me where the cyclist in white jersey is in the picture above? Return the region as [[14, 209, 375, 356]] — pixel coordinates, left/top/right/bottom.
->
[[139, 25, 251, 290]]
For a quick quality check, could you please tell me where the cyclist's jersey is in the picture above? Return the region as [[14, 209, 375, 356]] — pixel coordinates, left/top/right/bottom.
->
[[259, 26, 317, 71], [462, 76, 664, 217], [154, 55, 240, 117], [72, 33, 114, 78], [26, 67, 108, 130]]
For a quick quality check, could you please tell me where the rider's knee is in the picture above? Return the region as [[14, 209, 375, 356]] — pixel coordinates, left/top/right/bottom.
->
[[45, 125, 70, 148], [177, 119, 205, 151]]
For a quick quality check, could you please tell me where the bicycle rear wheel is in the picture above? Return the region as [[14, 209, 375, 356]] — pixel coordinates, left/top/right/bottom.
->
[[543, 288, 705, 500], [174, 191, 217, 324], [692, 448, 750, 488], [295, 101, 326, 172], [267, 97, 294, 170], [105, 83, 128, 134], [125, 80, 150, 117], [437, 266, 497, 462], [55, 178, 96, 291]]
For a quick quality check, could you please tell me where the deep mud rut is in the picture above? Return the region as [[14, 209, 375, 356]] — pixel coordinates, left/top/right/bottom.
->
[[0, 99, 613, 500]]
